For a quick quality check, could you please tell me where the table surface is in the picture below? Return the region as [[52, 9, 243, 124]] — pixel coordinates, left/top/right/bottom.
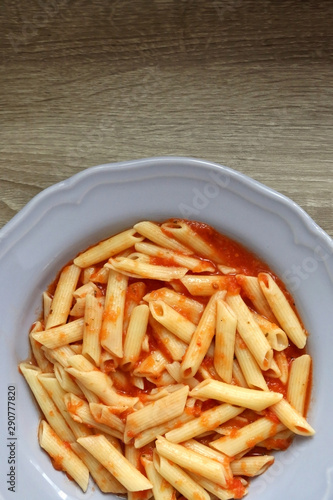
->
[[1, 0, 332, 238]]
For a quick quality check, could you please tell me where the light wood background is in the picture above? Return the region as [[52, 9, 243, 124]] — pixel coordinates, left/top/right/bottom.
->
[[1, 0, 332, 236]]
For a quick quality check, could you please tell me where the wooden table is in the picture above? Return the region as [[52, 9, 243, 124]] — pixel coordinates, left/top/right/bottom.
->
[[1, 0, 332, 237]]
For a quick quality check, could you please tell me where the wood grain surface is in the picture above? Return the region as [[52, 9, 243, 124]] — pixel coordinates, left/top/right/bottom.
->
[[1, 0, 332, 237]]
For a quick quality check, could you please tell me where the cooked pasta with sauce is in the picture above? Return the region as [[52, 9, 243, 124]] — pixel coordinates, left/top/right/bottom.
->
[[20, 219, 315, 499]]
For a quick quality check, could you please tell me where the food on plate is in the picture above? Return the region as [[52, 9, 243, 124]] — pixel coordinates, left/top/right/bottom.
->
[[20, 219, 315, 499]]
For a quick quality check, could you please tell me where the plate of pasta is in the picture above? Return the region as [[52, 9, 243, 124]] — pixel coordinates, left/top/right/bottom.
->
[[0, 157, 332, 500]]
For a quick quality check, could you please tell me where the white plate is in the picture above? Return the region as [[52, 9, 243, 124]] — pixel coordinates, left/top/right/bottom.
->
[[0, 157, 332, 500]]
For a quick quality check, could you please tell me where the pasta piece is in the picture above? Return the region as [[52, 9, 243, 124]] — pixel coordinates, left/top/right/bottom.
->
[[73, 282, 99, 298], [89, 402, 125, 433], [226, 294, 273, 370], [135, 241, 215, 272], [270, 399, 315, 436], [42, 345, 75, 367], [287, 354, 311, 415], [31, 318, 84, 349], [154, 453, 210, 500], [123, 281, 147, 333], [149, 317, 187, 362], [71, 442, 127, 493], [46, 264, 81, 329], [232, 359, 248, 388], [275, 350, 289, 385], [39, 420, 89, 491], [211, 417, 280, 456], [38, 373, 90, 439], [66, 355, 139, 407], [124, 386, 189, 442], [134, 401, 195, 448], [70, 297, 86, 317], [141, 455, 176, 500], [190, 379, 282, 411], [161, 220, 225, 264], [214, 300, 237, 383], [187, 471, 236, 500], [100, 269, 128, 358], [125, 445, 153, 500], [19, 363, 75, 442], [165, 362, 199, 389], [82, 293, 104, 365], [230, 456, 275, 477], [43, 291, 52, 325], [133, 350, 168, 378], [236, 274, 276, 322], [54, 362, 84, 397], [149, 300, 196, 343], [90, 266, 109, 284], [64, 393, 123, 439], [165, 403, 244, 445], [134, 221, 192, 254], [182, 440, 231, 476], [156, 436, 226, 485], [74, 228, 144, 267], [180, 275, 231, 296], [106, 255, 188, 281], [29, 322, 53, 373], [122, 304, 149, 370], [77, 434, 152, 491], [234, 333, 268, 391], [181, 291, 225, 378], [258, 273, 307, 348], [144, 287, 204, 324], [252, 311, 289, 351]]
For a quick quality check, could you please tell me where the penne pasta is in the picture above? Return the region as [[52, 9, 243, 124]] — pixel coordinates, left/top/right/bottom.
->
[[211, 417, 280, 456], [70, 442, 127, 493], [46, 264, 81, 329], [181, 291, 225, 378], [252, 311, 289, 351], [124, 386, 189, 442], [122, 304, 150, 369], [165, 403, 244, 445], [230, 455, 275, 477], [31, 318, 84, 349], [214, 300, 237, 383], [234, 333, 268, 391], [144, 287, 204, 324], [141, 455, 176, 500], [39, 420, 89, 491], [77, 434, 152, 491], [134, 220, 193, 254], [149, 300, 196, 343], [100, 269, 128, 358], [226, 294, 273, 371], [161, 219, 225, 264], [287, 354, 311, 415], [156, 435, 227, 485], [74, 228, 144, 267], [154, 453, 210, 500], [190, 379, 282, 411], [106, 254, 188, 281], [135, 241, 215, 272], [258, 273, 307, 348], [82, 293, 104, 365], [236, 274, 276, 322], [270, 398, 315, 436], [20, 363, 75, 442], [181, 275, 231, 296]]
